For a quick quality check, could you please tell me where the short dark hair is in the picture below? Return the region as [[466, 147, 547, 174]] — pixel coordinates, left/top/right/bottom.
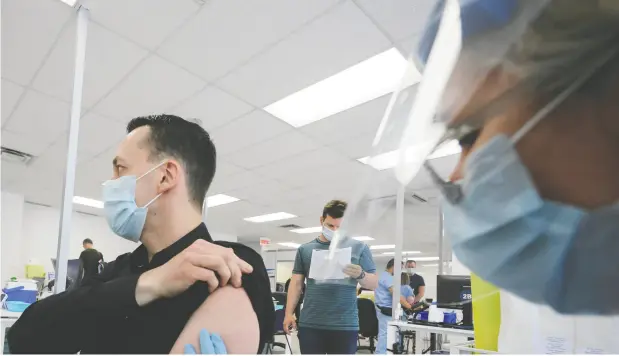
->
[[407, 259, 416, 265], [83, 238, 93, 245], [322, 200, 347, 219], [386, 258, 395, 270], [127, 114, 216, 209]]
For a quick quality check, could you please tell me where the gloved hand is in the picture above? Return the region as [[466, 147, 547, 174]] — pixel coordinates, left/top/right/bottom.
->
[[184, 329, 227, 354], [343, 264, 364, 279]]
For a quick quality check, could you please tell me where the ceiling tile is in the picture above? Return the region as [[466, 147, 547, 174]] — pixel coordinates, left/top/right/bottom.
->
[[7, 165, 64, 203], [211, 110, 293, 155], [354, 0, 435, 41], [208, 169, 268, 194], [32, 22, 149, 108], [225, 131, 320, 169], [87, 0, 200, 50], [157, 0, 340, 81], [1, 130, 54, 157], [1, 0, 73, 86], [1, 80, 25, 126], [251, 146, 350, 182], [78, 112, 127, 156], [299, 94, 388, 145], [218, 0, 392, 107], [398, 33, 422, 58], [91, 55, 206, 119], [227, 179, 293, 206], [284, 160, 371, 189], [5, 90, 71, 145], [329, 132, 375, 159], [171, 85, 254, 130], [75, 150, 116, 200], [1, 160, 29, 188], [28, 133, 99, 177], [215, 160, 244, 178]]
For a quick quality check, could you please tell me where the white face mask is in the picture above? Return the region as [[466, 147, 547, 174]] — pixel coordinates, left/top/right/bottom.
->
[[321, 226, 335, 241], [407, 268, 415, 274]]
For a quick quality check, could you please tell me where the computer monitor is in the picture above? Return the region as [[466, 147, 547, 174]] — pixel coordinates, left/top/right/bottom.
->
[[51, 258, 84, 290], [437, 275, 473, 326]]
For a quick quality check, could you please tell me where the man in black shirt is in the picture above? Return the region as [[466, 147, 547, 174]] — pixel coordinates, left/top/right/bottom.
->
[[8, 115, 274, 354], [405, 260, 426, 303], [79, 238, 103, 279]]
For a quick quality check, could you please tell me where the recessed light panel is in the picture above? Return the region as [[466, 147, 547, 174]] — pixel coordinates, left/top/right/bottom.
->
[[264, 48, 418, 128], [244, 212, 296, 223]]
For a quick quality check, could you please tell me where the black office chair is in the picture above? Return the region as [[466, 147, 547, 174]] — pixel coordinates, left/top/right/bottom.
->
[[357, 298, 378, 353], [268, 292, 289, 352]]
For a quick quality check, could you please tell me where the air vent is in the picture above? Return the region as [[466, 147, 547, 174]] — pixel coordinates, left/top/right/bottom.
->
[[410, 194, 427, 203], [1, 147, 34, 165], [279, 223, 302, 229]]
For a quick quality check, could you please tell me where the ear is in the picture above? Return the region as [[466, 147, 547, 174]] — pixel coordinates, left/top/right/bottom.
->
[[319, 216, 324, 225], [158, 160, 181, 193]]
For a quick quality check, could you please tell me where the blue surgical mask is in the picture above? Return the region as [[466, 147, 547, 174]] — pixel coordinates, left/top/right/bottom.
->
[[444, 134, 619, 314], [102, 162, 166, 242], [322, 226, 335, 241]]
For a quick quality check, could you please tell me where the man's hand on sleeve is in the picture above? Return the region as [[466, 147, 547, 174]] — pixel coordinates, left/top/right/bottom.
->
[[135, 240, 253, 306]]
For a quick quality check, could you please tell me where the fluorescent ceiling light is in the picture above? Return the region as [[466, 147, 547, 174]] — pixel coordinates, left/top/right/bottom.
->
[[358, 139, 461, 171], [290, 226, 322, 234], [206, 194, 239, 207], [414, 256, 440, 262], [370, 244, 396, 250], [244, 212, 296, 223], [422, 263, 439, 267], [278, 242, 301, 249], [59, 0, 78, 6], [73, 196, 103, 209], [353, 236, 374, 241], [265, 48, 418, 128], [381, 251, 422, 255]]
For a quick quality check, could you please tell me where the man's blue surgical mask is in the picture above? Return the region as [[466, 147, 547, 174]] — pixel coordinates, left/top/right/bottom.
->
[[322, 226, 335, 242], [102, 161, 166, 242]]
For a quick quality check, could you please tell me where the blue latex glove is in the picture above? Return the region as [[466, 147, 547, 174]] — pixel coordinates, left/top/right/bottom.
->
[[184, 329, 227, 354]]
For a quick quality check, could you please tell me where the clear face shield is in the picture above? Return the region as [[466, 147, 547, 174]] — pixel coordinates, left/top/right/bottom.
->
[[323, 0, 550, 288], [326, 0, 619, 313]]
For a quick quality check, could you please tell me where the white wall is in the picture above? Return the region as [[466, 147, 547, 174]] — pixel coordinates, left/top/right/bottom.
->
[[1, 191, 26, 281], [20, 202, 138, 274], [1, 197, 238, 279]]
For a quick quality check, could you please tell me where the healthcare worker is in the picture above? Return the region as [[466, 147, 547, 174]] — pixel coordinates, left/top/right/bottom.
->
[[398, 0, 619, 314], [375, 259, 413, 354]]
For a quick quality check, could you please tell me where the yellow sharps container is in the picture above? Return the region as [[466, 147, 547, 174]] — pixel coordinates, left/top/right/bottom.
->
[[470, 273, 501, 351]]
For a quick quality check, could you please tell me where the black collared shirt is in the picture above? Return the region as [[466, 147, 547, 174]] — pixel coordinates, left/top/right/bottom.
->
[[409, 273, 426, 296], [8, 223, 274, 354]]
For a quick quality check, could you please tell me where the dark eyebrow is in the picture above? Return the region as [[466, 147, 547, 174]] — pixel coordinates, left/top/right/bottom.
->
[[112, 157, 125, 166]]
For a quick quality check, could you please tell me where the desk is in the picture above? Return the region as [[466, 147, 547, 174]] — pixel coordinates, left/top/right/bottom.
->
[[1, 309, 22, 350], [387, 321, 474, 354]]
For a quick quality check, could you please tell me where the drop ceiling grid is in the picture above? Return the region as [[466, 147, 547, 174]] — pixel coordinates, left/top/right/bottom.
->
[[1, 0, 442, 252]]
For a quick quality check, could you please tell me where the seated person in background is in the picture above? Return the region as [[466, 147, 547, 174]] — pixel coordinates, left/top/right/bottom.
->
[[8, 115, 274, 354], [79, 238, 103, 279], [400, 273, 415, 305]]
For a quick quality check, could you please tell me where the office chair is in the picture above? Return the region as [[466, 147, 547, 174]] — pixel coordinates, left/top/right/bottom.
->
[[357, 298, 378, 353], [268, 292, 289, 352]]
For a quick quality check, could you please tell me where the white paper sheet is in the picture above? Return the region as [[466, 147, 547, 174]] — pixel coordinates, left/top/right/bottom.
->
[[308, 247, 351, 280]]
